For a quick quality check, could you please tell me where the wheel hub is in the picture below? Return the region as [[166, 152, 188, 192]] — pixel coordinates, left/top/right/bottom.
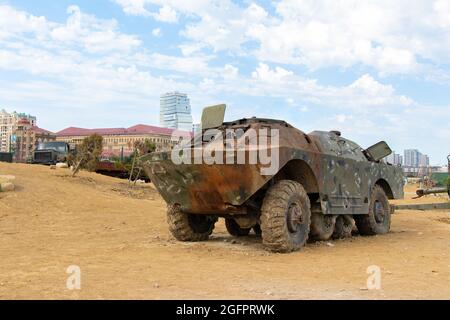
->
[[374, 200, 384, 223], [287, 202, 303, 233]]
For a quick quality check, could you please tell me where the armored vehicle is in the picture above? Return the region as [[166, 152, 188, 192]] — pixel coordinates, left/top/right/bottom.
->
[[33, 141, 71, 165], [141, 105, 404, 252]]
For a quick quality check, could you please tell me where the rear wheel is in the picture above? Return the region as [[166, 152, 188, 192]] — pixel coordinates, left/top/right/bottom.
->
[[225, 218, 251, 236], [332, 215, 354, 239], [310, 213, 336, 241], [355, 185, 391, 235], [167, 205, 217, 241], [260, 180, 311, 253]]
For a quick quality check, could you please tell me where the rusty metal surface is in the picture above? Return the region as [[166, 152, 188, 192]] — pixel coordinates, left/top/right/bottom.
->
[[140, 118, 404, 216]]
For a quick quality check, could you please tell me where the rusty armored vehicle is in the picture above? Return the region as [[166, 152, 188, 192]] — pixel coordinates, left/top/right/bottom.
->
[[141, 105, 404, 252]]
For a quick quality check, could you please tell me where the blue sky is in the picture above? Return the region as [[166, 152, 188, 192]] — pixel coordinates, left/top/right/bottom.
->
[[0, 0, 449, 165]]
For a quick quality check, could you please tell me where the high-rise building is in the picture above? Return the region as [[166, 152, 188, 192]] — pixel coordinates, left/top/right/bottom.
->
[[419, 154, 429, 167], [160, 92, 193, 132], [404, 149, 420, 167], [0, 109, 37, 153]]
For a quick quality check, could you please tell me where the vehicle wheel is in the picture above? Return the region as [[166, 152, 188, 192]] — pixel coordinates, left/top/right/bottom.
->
[[310, 213, 336, 241], [167, 205, 217, 241], [332, 215, 353, 239], [225, 218, 251, 236], [260, 180, 311, 253], [253, 224, 262, 236], [354, 185, 391, 235]]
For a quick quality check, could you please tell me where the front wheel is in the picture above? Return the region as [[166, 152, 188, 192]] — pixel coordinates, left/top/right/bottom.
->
[[260, 180, 311, 253], [354, 185, 391, 235], [167, 205, 217, 241]]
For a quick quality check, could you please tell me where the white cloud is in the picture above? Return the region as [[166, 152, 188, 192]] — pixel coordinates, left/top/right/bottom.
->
[[346, 74, 414, 107], [112, 0, 151, 16], [112, 0, 213, 17], [112, 0, 206, 22], [51, 5, 141, 53], [0, 4, 419, 113], [112, 0, 450, 78], [251, 63, 293, 83], [434, 0, 450, 28], [222, 64, 239, 79], [247, 0, 433, 74], [0, 5, 140, 53], [136, 52, 213, 75], [152, 27, 162, 37], [153, 5, 178, 23], [198, 64, 413, 113], [336, 114, 350, 123], [0, 4, 51, 39]]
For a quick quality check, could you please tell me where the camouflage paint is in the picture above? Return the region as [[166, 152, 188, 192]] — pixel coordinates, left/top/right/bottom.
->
[[140, 118, 404, 215]]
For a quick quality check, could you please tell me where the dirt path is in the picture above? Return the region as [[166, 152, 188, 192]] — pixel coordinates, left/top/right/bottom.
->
[[0, 163, 449, 299]]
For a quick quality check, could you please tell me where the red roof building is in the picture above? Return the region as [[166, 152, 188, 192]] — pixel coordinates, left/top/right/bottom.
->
[[56, 124, 188, 157], [31, 126, 55, 135], [56, 124, 177, 137]]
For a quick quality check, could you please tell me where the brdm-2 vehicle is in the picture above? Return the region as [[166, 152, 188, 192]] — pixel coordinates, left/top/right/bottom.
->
[[141, 105, 404, 252]]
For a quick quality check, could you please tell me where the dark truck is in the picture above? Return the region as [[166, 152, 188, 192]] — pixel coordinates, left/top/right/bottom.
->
[[33, 141, 71, 165], [0, 152, 13, 163], [140, 105, 404, 252]]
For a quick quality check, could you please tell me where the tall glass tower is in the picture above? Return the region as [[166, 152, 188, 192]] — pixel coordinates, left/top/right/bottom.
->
[[159, 92, 193, 132]]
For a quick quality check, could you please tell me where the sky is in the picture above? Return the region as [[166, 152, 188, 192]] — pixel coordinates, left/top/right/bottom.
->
[[0, 0, 449, 165]]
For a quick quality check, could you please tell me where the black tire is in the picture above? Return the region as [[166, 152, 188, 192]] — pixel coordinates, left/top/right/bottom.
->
[[260, 180, 311, 253], [167, 205, 216, 241], [332, 215, 354, 239], [355, 185, 391, 235], [310, 213, 336, 241], [225, 218, 251, 236]]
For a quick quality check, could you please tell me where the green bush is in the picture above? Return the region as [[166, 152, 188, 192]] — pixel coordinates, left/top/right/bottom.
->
[[71, 134, 103, 176]]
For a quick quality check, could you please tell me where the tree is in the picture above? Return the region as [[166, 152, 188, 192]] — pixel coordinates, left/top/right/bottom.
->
[[70, 134, 103, 177], [136, 139, 156, 154], [128, 139, 156, 185]]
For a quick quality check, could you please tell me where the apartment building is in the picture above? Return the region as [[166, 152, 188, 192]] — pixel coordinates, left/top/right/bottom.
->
[[14, 119, 56, 162], [0, 109, 36, 153]]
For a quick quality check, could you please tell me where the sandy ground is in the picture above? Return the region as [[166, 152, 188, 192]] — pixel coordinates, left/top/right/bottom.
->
[[0, 162, 449, 300]]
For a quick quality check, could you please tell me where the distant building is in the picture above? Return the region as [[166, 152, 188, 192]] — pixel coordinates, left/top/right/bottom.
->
[[192, 123, 201, 134], [13, 119, 56, 162], [404, 149, 420, 167], [419, 154, 429, 167], [56, 124, 183, 158], [402, 149, 431, 177], [160, 92, 193, 132], [0, 109, 37, 153], [386, 152, 403, 166]]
